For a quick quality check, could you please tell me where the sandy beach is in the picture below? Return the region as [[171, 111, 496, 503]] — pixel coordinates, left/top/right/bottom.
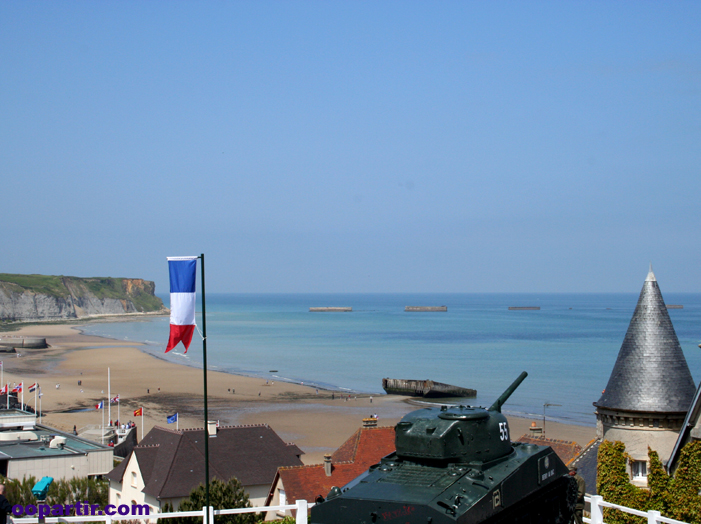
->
[[0, 320, 596, 464]]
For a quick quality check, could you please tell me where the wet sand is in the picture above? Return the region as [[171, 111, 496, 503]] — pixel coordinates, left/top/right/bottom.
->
[[0, 321, 596, 464]]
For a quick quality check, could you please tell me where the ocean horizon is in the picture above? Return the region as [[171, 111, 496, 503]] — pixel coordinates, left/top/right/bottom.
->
[[80, 292, 701, 427]]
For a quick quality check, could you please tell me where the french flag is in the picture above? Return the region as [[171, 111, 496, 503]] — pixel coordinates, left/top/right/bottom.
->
[[166, 256, 197, 353]]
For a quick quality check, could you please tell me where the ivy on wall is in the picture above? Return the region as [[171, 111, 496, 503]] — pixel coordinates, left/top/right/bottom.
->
[[597, 440, 701, 524]]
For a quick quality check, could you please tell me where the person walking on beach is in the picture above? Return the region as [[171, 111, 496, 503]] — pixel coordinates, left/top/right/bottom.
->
[[0, 484, 13, 524], [569, 466, 585, 524]]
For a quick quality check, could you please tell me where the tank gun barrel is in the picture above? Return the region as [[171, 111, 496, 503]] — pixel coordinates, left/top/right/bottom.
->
[[488, 371, 528, 412]]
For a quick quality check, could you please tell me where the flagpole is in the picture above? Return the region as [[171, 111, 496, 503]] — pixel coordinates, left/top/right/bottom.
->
[[108, 368, 111, 426], [141, 406, 144, 441], [101, 401, 104, 445], [200, 252, 210, 524], [118, 396, 120, 426], [21, 383, 24, 410], [39, 387, 42, 424]]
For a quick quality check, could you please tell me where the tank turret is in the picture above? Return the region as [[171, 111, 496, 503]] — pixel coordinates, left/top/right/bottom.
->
[[395, 372, 527, 464], [311, 372, 576, 524]]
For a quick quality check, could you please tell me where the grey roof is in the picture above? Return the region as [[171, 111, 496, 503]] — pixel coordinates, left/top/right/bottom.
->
[[595, 269, 695, 413], [569, 439, 600, 496], [107, 424, 304, 500]]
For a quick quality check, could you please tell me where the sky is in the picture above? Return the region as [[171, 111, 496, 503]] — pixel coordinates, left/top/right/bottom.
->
[[2, 1, 700, 294]]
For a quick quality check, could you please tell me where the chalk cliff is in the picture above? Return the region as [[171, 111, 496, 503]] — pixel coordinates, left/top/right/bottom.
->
[[0, 274, 167, 321]]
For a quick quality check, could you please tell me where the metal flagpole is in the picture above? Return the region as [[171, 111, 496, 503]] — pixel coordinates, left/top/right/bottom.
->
[[108, 368, 111, 426], [177, 413, 179, 431], [200, 253, 210, 524], [141, 407, 144, 440], [34, 385, 37, 416], [39, 387, 42, 423], [117, 396, 120, 426], [101, 401, 105, 445], [21, 383, 24, 410]]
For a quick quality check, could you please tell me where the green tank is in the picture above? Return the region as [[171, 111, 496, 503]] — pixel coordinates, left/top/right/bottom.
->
[[311, 372, 576, 524]]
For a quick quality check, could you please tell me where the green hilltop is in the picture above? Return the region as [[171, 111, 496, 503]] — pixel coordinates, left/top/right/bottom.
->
[[0, 273, 164, 313]]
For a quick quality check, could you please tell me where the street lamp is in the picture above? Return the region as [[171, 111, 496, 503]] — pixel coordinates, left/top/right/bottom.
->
[[543, 402, 561, 436]]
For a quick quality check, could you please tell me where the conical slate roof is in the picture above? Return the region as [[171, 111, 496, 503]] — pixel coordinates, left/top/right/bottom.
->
[[595, 268, 695, 413]]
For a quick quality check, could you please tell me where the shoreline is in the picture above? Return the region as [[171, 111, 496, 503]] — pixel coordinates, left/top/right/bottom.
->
[[0, 319, 597, 464]]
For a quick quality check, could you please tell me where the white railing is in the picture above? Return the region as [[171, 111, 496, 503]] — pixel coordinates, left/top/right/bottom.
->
[[585, 495, 689, 524], [13, 496, 692, 524], [13, 500, 311, 524]]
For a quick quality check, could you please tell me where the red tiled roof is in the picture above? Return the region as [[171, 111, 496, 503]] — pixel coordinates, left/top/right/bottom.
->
[[271, 426, 395, 505], [516, 434, 583, 466]]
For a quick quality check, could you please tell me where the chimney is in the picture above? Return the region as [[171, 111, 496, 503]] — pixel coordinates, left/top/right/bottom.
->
[[323, 454, 332, 477], [207, 421, 218, 437]]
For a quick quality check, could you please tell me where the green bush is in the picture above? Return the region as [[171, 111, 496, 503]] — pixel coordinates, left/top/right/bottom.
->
[[1, 476, 108, 513], [164, 478, 257, 524], [597, 440, 701, 524]]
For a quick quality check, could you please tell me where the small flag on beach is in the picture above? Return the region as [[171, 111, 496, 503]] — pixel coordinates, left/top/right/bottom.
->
[[134, 408, 143, 417], [110, 395, 119, 403], [167, 413, 178, 424], [0, 385, 6, 395], [29, 383, 37, 393], [166, 256, 198, 353], [95, 401, 104, 410], [12, 383, 22, 393]]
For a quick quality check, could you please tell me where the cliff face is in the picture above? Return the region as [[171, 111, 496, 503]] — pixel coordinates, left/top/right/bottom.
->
[[0, 274, 167, 321]]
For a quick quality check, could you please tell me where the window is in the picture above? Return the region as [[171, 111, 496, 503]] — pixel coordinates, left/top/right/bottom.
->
[[279, 489, 286, 506], [131, 471, 137, 487], [632, 461, 647, 479]]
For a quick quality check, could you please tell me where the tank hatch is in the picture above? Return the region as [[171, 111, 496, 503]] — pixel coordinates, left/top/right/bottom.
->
[[438, 406, 489, 420]]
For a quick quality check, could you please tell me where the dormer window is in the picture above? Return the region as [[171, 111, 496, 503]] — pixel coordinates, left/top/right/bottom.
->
[[131, 471, 137, 487], [631, 460, 647, 479]]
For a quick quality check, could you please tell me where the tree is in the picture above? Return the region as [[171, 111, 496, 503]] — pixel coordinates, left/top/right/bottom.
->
[[176, 478, 258, 524], [0, 476, 108, 514]]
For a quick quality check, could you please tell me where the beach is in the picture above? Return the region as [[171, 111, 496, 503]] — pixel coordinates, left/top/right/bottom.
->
[[1, 321, 596, 464]]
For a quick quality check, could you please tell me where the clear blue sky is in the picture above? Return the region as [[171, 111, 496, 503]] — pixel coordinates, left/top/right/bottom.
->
[[2, 2, 699, 293]]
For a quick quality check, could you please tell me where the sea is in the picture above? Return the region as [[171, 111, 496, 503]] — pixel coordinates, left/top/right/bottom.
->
[[79, 292, 701, 427]]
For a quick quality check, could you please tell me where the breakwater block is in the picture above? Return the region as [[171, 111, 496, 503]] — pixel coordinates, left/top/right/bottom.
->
[[508, 307, 541, 310], [309, 307, 352, 312], [405, 306, 448, 312], [666, 304, 683, 309]]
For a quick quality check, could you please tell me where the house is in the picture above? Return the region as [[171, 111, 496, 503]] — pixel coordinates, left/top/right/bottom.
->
[[265, 421, 395, 520], [0, 409, 113, 480], [667, 381, 701, 475], [515, 435, 582, 467], [106, 423, 304, 513], [593, 267, 695, 486]]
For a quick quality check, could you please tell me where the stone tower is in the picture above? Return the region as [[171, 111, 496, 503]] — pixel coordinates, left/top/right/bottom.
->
[[594, 267, 695, 484]]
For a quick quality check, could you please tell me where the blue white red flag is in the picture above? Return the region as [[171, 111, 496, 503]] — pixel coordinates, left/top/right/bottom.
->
[[166, 256, 198, 353], [12, 383, 22, 393], [29, 383, 37, 392], [110, 395, 119, 403], [95, 401, 104, 410], [0, 385, 6, 395], [167, 413, 178, 424]]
